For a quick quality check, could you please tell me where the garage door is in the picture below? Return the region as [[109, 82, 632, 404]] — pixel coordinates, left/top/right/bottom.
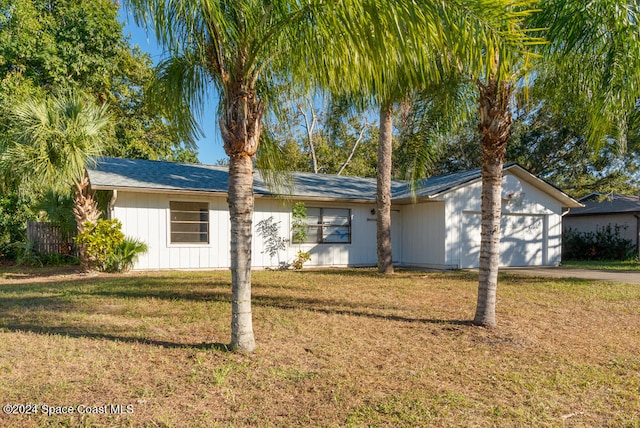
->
[[460, 213, 545, 268]]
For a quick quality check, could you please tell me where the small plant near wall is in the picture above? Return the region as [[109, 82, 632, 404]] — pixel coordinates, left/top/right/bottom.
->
[[256, 216, 289, 269], [75, 219, 148, 272], [291, 251, 311, 269], [291, 202, 311, 270]]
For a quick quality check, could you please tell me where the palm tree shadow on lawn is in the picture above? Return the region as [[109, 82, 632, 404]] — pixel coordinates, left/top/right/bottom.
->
[[0, 275, 475, 350]]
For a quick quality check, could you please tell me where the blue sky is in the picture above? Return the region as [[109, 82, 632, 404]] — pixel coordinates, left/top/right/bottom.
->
[[118, 8, 227, 165]]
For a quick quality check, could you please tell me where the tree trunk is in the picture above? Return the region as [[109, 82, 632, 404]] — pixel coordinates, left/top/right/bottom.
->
[[474, 78, 513, 327], [337, 121, 369, 176], [227, 154, 256, 352], [219, 80, 263, 353], [298, 100, 319, 174], [73, 175, 101, 234], [377, 101, 394, 274], [73, 174, 101, 270]]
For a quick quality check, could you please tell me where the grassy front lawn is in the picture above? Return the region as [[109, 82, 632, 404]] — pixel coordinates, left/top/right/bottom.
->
[[1, 268, 639, 427], [561, 259, 640, 271]]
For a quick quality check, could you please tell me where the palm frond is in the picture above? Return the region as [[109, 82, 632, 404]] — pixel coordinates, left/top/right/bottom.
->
[[1, 91, 112, 193], [255, 127, 294, 197], [533, 1, 640, 148], [148, 51, 208, 143], [398, 77, 476, 185]]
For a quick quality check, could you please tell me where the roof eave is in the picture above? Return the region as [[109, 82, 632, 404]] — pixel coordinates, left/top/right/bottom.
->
[[91, 184, 376, 204], [90, 185, 228, 198]]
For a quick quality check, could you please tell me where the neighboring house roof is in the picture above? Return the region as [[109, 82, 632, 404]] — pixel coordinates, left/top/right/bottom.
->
[[87, 157, 581, 207], [566, 193, 640, 216]]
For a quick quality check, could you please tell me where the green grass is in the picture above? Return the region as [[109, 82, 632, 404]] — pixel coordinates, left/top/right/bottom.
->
[[561, 259, 640, 271], [1, 267, 639, 427]]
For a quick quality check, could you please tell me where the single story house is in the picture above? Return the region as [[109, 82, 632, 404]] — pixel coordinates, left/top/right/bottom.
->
[[563, 193, 640, 257], [86, 157, 582, 270]]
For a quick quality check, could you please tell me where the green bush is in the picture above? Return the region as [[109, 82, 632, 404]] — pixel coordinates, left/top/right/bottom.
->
[[14, 239, 79, 267], [0, 193, 35, 260], [107, 238, 148, 272], [563, 224, 635, 261], [75, 219, 147, 272]]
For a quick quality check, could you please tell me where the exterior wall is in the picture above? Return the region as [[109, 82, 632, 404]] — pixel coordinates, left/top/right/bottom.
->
[[113, 191, 393, 270], [254, 199, 387, 268], [114, 191, 231, 270], [444, 172, 565, 268], [564, 214, 639, 243], [112, 171, 568, 270], [399, 201, 448, 268]]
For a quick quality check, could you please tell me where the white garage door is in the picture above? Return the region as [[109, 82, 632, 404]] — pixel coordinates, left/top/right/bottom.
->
[[460, 213, 545, 268]]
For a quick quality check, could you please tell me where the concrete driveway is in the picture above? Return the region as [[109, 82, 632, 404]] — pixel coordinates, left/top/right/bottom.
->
[[502, 267, 640, 284]]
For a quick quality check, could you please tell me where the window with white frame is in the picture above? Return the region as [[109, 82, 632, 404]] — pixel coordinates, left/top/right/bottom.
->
[[299, 207, 351, 244], [170, 201, 209, 244]]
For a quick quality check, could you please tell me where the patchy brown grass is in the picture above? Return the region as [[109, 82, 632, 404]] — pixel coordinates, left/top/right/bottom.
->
[[0, 267, 639, 427]]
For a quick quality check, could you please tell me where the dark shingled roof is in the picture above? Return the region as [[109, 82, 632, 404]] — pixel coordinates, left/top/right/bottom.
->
[[567, 193, 640, 216], [392, 167, 485, 201], [87, 157, 400, 201], [87, 157, 579, 206], [87, 157, 237, 194]]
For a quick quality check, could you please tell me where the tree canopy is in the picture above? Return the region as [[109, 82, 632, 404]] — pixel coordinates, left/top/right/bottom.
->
[[0, 0, 199, 259], [0, 0, 198, 163]]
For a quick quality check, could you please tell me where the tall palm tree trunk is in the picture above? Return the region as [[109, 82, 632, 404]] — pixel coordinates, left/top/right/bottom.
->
[[377, 101, 394, 274], [220, 81, 263, 353], [73, 175, 102, 270], [474, 78, 512, 327], [227, 154, 256, 352]]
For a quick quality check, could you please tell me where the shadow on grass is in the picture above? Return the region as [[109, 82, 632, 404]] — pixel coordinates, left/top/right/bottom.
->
[[0, 315, 472, 353], [1, 321, 231, 351], [296, 267, 481, 281], [249, 294, 474, 326], [0, 272, 479, 349], [0, 286, 473, 326], [8, 267, 582, 350]]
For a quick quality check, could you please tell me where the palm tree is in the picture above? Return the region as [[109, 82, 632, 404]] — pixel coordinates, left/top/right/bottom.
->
[[473, 57, 517, 327], [317, 1, 541, 275], [125, 0, 545, 350], [466, 1, 640, 327], [453, 6, 546, 327], [126, 0, 358, 352], [0, 91, 112, 266]]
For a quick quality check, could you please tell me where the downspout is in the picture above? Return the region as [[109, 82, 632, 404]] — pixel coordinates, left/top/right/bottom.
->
[[634, 213, 640, 259], [109, 189, 118, 220], [561, 208, 572, 265]]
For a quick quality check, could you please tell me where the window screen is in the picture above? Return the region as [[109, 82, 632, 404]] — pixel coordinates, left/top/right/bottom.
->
[[297, 207, 351, 244], [170, 201, 209, 244]]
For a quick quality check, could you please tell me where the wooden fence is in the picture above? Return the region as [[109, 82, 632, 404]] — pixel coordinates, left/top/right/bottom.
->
[[26, 222, 76, 255]]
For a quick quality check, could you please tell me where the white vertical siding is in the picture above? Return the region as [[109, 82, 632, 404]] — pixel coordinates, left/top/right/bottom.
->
[[252, 199, 292, 268], [114, 191, 231, 270], [114, 192, 384, 270], [444, 172, 565, 268], [112, 170, 567, 270], [262, 201, 381, 268], [444, 181, 481, 268], [400, 202, 446, 268]]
